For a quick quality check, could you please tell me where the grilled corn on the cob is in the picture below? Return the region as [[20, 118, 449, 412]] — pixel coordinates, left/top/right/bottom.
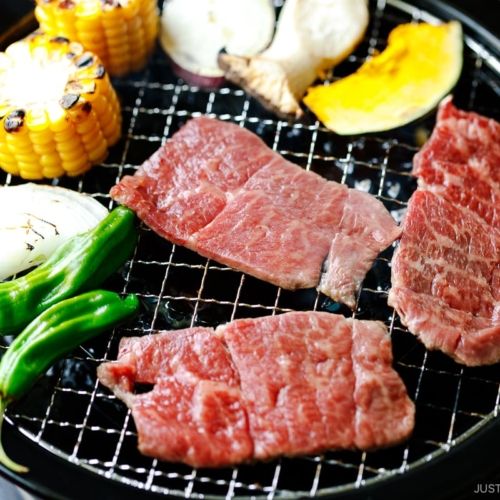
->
[[0, 33, 121, 179], [35, 0, 159, 77]]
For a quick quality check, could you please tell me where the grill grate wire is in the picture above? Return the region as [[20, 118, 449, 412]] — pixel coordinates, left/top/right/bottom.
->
[[1, 0, 500, 498]]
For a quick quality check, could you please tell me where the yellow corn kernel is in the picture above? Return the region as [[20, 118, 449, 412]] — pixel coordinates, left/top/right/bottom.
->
[[0, 162, 19, 176], [92, 94, 111, 118], [60, 143, 86, 161], [33, 5, 52, 27], [30, 129, 56, 147], [47, 103, 70, 133], [56, 135, 84, 154], [0, 152, 19, 175], [13, 151, 41, 165], [40, 152, 62, 169], [18, 161, 45, 180], [26, 108, 50, 133], [81, 125, 99, 143], [83, 129, 105, 150], [54, 125, 77, 144], [103, 125, 120, 146], [30, 131, 55, 146], [87, 140, 108, 164], [60, 147, 86, 165], [32, 142, 56, 156], [121, 1, 140, 20], [102, 116, 120, 140], [42, 165, 66, 178], [62, 154, 91, 174], [0, 33, 121, 179], [6, 130, 33, 152], [34, 0, 159, 77], [76, 112, 98, 135]]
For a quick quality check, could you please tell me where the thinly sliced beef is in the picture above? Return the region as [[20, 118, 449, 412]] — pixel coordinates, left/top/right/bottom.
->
[[219, 312, 414, 458], [413, 95, 500, 228], [110, 117, 281, 246], [413, 95, 500, 187], [191, 161, 349, 290], [318, 189, 403, 308], [97, 328, 253, 467], [97, 312, 415, 467], [389, 96, 500, 365], [415, 159, 500, 229], [389, 190, 500, 366], [111, 116, 401, 307], [219, 312, 357, 459]]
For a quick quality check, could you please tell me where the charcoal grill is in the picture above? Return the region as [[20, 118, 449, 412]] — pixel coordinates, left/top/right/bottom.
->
[[1, 0, 500, 499]]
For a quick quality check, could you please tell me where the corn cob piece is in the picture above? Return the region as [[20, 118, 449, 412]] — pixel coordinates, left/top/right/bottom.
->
[[0, 33, 121, 180], [34, 0, 159, 77]]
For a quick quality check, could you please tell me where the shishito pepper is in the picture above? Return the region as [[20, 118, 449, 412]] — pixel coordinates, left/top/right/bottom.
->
[[0, 289, 140, 472], [0, 205, 138, 336]]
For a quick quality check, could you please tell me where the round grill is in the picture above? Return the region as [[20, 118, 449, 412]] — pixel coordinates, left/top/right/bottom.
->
[[1, 0, 500, 498]]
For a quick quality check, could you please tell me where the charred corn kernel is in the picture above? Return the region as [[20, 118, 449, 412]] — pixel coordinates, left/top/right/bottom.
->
[[0, 33, 121, 179], [35, 0, 159, 77]]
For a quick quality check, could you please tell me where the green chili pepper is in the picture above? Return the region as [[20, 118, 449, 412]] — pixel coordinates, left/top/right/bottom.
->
[[0, 289, 140, 473], [0, 205, 138, 336]]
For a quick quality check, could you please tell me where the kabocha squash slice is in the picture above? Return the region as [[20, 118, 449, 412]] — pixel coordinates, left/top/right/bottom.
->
[[303, 21, 463, 135]]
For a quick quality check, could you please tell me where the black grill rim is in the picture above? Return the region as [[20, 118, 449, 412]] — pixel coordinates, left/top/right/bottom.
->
[[1, 0, 500, 499]]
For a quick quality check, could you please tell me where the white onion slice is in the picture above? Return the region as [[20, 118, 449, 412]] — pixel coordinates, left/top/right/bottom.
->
[[0, 183, 109, 280]]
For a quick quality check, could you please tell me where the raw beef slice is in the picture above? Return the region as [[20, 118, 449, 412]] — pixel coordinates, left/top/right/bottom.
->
[[388, 190, 500, 366], [318, 188, 403, 308], [413, 95, 500, 228], [110, 116, 281, 246], [97, 312, 415, 467], [96, 327, 253, 467], [413, 95, 500, 187], [389, 97, 500, 366], [190, 160, 350, 291], [110, 116, 401, 307]]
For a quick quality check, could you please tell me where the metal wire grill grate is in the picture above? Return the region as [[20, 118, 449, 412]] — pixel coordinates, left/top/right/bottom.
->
[[2, 0, 500, 498]]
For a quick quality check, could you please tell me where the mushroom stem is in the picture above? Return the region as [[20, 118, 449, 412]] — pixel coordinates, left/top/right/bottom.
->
[[218, 0, 369, 120]]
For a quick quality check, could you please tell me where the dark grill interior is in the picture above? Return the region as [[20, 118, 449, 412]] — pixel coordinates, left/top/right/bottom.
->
[[2, 0, 500, 497]]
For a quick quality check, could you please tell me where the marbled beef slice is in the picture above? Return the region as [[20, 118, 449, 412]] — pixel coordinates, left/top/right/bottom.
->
[[110, 116, 401, 307], [110, 116, 280, 246], [191, 161, 349, 290], [98, 312, 415, 467], [318, 188, 402, 308], [389, 190, 500, 366], [217, 312, 414, 459], [96, 327, 253, 468]]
